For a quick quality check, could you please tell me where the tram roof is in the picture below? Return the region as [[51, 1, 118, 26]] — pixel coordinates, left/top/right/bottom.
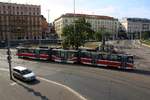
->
[[52, 49, 78, 52]]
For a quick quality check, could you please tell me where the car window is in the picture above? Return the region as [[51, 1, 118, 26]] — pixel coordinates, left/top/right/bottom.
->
[[13, 69, 20, 73], [20, 69, 32, 75]]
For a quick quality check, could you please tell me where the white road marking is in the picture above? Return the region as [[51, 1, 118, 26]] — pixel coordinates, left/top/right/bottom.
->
[[0, 68, 86, 100], [0, 68, 9, 72], [10, 82, 17, 86], [38, 77, 87, 100]]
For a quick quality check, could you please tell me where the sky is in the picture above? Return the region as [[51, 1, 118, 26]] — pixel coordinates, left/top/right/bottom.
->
[[0, 0, 150, 22]]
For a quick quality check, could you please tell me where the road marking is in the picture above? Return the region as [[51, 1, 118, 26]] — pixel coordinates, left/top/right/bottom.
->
[[0, 68, 86, 100], [10, 82, 17, 86], [38, 77, 87, 100], [0, 68, 9, 72]]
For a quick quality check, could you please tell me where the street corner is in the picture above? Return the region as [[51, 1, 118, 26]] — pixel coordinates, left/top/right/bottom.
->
[[0, 70, 86, 100], [37, 77, 87, 100]]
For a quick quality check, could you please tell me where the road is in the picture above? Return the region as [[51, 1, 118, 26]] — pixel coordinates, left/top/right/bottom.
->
[[0, 45, 150, 100]]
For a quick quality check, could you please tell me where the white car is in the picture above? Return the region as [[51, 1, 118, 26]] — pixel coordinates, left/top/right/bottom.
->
[[12, 66, 36, 81]]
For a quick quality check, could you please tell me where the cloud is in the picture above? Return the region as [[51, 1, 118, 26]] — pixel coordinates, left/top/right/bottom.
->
[[76, 5, 119, 17]]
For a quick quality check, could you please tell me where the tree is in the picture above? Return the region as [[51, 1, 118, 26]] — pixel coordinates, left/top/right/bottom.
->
[[62, 17, 94, 49], [94, 28, 112, 51], [94, 31, 102, 41], [142, 31, 150, 40]]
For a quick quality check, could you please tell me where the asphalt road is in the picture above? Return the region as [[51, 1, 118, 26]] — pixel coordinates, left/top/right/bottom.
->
[[0, 45, 150, 100]]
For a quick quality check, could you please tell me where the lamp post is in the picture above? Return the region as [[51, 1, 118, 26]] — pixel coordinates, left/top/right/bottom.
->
[[73, 0, 76, 49], [7, 1, 13, 80]]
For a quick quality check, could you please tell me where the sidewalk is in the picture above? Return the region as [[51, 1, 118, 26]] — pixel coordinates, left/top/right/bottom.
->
[[0, 70, 86, 100]]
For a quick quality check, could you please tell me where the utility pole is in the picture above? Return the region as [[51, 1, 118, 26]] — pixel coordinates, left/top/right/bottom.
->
[[73, 0, 76, 49], [7, 1, 13, 80]]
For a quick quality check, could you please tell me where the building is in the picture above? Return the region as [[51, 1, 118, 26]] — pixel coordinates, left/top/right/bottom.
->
[[0, 2, 42, 41], [54, 13, 119, 38], [41, 16, 57, 39], [121, 18, 150, 33]]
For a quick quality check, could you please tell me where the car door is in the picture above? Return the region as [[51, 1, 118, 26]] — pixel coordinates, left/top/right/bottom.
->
[[13, 69, 19, 78], [13, 69, 22, 79]]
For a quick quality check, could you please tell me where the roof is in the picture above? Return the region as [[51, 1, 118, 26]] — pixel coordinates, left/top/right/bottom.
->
[[122, 17, 150, 23], [54, 13, 117, 22], [52, 49, 77, 52], [0, 2, 40, 7], [13, 66, 27, 71]]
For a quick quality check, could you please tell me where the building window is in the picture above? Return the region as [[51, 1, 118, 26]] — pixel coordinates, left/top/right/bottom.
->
[[65, 19, 68, 23]]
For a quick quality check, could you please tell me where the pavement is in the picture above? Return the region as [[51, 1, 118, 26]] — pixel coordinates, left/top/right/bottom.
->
[[0, 70, 86, 100]]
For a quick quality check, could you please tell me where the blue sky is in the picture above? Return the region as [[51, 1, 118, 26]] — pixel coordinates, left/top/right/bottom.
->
[[0, 0, 150, 22]]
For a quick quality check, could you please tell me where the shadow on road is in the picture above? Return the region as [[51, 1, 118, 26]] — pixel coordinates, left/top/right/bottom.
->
[[106, 68, 150, 76], [126, 69, 150, 76], [13, 79, 49, 100]]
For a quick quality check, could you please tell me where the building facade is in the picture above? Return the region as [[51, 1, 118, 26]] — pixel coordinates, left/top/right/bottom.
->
[[121, 18, 150, 33], [54, 13, 119, 38], [0, 2, 42, 41]]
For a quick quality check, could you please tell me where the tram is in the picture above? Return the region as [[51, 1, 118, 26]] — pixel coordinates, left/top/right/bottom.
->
[[16, 47, 134, 69]]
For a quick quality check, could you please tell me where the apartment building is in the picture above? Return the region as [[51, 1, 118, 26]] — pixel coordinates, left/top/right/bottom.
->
[[0, 2, 42, 41], [121, 18, 150, 33], [54, 13, 119, 38]]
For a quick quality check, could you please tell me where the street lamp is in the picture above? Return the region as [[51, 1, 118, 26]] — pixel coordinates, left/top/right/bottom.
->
[[73, 0, 76, 49], [7, 2, 13, 80]]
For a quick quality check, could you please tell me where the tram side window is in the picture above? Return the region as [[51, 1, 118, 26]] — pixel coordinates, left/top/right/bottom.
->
[[127, 56, 134, 63], [101, 54, 108, 60], [92, 53, 101, 59], [18, 49, 28, 53], [117, 56, 122, 62], [40, 50, 49, 55], [60, 51, 65, 58], [97, 54, 102, 59], [52, 50, 60, 57], [110, 55, 118, 61], [68, 52, 76, 59], [28, 49, 35, 54], [81, 52, 91, 58]]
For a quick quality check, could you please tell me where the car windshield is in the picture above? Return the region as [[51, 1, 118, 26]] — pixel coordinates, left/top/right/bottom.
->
[[21, 69, 32, 75]]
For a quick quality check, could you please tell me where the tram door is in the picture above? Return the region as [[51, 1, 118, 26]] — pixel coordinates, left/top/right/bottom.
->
[[91, 53, 99, 65], [60, 50, 67, 62], [118, 55, 127, 69]]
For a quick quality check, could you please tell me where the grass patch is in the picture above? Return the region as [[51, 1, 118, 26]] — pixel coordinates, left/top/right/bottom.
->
[[141, 39, 150, 45], [84, 42, 101, 49]]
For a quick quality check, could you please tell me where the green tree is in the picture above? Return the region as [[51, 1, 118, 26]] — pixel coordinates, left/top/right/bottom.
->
[[94, 31, 102, 41], [95, 28, 112, 51], [62, 17, 94, 49], [142, 31, 150, 40]]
